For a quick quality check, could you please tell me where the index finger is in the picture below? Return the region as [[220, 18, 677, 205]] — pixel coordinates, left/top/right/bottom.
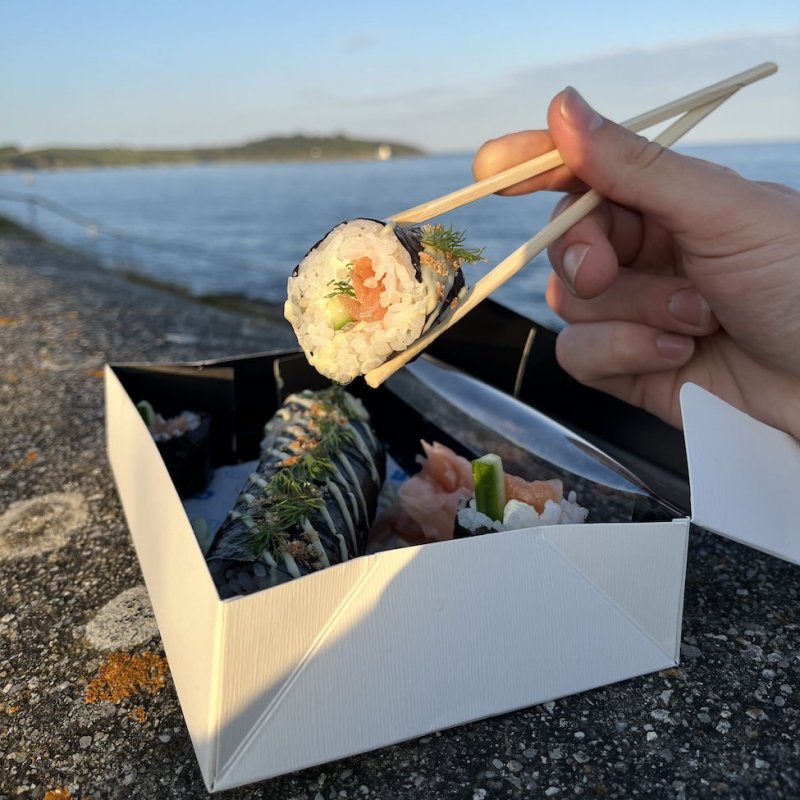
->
[[472, 130, 585, 196]]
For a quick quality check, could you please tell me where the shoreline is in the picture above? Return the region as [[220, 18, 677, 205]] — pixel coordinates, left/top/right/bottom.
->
[[0, 211, 290, 326], [0, 152, 428, 175]]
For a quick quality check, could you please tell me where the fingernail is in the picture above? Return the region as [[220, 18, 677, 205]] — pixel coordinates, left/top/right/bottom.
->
[[668, 288, 710, 327], [561, 87, 603, 132], [656, 332, 694, 361], [561, 243, 590, 293]]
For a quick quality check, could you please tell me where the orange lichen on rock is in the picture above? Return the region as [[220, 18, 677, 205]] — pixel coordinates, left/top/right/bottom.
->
[[128, 705, 148, 723], [85, 651, 168, 704], [43, 789, 73, 800]]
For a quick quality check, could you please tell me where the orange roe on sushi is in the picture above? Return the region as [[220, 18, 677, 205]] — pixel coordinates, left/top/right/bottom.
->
[[340, 256, 387, 322]]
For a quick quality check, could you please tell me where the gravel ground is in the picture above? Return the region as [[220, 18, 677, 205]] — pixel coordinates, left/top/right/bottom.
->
[[1, 232, 799, 800]]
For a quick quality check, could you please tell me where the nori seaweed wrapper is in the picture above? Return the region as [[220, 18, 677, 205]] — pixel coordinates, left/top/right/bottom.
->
[[206, 387, 385, 599]]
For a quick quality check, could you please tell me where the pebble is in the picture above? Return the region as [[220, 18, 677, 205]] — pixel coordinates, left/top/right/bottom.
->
[[79, 735, 92, 749], [163, 332, 199, 345], [545, 787, 561, 797], [84, 585, 159, 651], [680, 643, 702, 659], [774, 696, 786, 707], [507, 759, 523, 772]]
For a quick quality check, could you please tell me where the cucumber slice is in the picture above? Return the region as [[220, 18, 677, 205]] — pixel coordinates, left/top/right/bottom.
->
[[472, 453, 505, 522], [326, 296, 355, 330], [136, 400, 157, 428]]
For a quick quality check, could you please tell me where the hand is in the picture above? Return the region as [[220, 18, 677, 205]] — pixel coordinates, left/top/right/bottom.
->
[[473, 88, 800, 439]]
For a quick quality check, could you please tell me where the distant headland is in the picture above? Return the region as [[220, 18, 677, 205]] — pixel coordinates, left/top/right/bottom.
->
[[0, 134, 425, 171]]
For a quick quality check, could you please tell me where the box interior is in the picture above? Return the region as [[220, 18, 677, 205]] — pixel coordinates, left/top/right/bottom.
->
[[112, 314, 686, 605]]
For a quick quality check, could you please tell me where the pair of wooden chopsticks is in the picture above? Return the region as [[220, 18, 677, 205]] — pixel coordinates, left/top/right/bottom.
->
[[365, 61, 777, 388]]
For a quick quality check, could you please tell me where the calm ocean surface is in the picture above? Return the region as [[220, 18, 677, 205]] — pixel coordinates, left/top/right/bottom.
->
[[2, 142, 799, 328]]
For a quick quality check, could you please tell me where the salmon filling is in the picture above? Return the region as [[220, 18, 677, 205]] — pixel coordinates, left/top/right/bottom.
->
[[338, 256, 387, 323]]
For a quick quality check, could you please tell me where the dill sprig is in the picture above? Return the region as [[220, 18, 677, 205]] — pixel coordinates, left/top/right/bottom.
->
[[325, 279, 356, 299], [420, 224, 485, 264], [249, 473, 325, 558], [317, 412, 354, 455], [246, 387, 358, 559]]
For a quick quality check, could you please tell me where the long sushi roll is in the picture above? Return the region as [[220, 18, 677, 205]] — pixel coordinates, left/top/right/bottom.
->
[[284, 218, 482, 384], [206, 386, 385, 599]]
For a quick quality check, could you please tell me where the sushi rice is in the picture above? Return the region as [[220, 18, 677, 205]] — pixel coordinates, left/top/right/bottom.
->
[[457, 491, 589, 533]]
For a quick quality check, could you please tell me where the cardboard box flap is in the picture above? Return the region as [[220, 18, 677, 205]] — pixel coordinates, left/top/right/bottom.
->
[[105, 367, 224, 780], [211, 526, 683, 792], [542, 521, 688, 660], [681, 383, 800, 565]]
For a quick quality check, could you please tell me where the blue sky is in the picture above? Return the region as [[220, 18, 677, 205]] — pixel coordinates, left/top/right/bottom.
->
[[3, 0, 800, 151]]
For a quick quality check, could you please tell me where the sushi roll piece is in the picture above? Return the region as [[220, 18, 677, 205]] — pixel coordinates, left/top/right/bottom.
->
[[370, 441, 589, 547], [205, 386, 385, 598], [455, 453, 589, 537], [284, 218, 482, 384], [137, 401, 212, 498]]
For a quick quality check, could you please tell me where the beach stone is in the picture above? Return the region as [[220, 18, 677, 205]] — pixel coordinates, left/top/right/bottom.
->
[[0, 491, 88, 560], [85, 585, 159, 651]]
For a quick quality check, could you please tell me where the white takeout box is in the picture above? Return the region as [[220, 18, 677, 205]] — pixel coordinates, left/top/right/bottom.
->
[[104, 353, 800, 793]]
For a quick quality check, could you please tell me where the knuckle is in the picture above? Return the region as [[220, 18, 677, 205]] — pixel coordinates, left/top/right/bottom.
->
[[624, 134, 667, 173], [607, 326, 635, 370]]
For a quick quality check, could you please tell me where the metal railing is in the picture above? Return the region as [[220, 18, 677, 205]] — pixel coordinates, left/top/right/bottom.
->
[[0, 188, 225, 269]]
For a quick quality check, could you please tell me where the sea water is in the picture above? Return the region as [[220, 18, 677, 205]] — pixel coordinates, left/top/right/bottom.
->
[[1, 143, 799, 328]]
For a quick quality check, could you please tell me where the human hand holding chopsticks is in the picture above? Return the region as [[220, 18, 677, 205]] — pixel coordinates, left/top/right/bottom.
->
[[473, 87, 800, 439], [364, 64, 776, 389]]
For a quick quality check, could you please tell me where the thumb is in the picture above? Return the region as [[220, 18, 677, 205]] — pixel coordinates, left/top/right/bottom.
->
[[548, 88, 764, 240]]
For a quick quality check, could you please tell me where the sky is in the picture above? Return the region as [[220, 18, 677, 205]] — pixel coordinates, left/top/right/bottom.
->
[[3, 0, 800, 152]]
